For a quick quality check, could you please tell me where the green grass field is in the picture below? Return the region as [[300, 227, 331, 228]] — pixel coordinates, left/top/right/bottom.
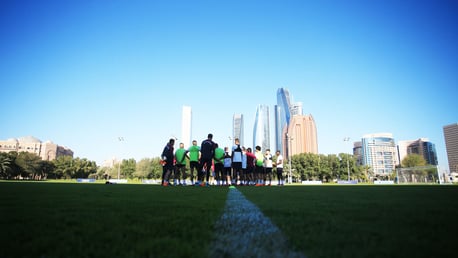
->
[[1, 181, 457, 258]]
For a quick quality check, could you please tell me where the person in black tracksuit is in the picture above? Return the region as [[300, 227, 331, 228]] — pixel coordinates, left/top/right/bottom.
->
[[161, 138, 175, 186], [199, 133, 216, 186]]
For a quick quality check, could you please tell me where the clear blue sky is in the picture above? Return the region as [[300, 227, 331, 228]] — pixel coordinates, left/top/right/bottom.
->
[[1, 0, 457, 171]]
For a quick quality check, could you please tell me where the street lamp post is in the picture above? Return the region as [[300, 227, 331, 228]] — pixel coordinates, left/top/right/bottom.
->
[[286, 133, 293, 184], [117, 137, 124, 180], [344, 137, 351, 181]]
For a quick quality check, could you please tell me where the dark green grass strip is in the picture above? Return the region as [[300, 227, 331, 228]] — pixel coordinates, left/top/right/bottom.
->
[[0, 182, 228, 258], [239, 185, 458, 258]]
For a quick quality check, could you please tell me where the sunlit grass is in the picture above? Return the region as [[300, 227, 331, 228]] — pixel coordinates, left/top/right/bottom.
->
[[0, 182, 227, 258], [1, 182, 457, 258], [240, 185, 458, 258]]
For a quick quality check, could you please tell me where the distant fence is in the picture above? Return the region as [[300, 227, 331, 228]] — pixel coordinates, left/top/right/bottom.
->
[[374, 180, 395, 185], [76, 178, 96, 183], [301, 181, 323, 185], [337, 180, 358, 185], [108, 179, 128, 184], [142, 180, 160, 184]]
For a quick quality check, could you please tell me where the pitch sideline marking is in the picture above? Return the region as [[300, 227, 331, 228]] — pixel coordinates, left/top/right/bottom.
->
[[209, 187, 306, 258]]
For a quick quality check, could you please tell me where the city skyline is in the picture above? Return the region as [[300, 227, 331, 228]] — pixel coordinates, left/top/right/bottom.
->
[[1, 1, 456, 171]]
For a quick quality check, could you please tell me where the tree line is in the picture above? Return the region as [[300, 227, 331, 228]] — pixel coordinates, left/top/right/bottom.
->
[[0, 151, 430, 182], [0, 151, 165, 180]]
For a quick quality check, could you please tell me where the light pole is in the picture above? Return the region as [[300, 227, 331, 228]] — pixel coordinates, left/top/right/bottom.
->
[[117, 137, 124, 180], [286, 133, 293, 184], [343, 137, 351, 181]]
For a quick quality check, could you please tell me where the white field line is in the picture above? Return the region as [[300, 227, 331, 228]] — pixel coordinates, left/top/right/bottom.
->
[[209, 187, 306, 258]]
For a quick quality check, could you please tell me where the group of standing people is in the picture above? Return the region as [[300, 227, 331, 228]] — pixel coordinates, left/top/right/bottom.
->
[[160, 133, 286, 187]]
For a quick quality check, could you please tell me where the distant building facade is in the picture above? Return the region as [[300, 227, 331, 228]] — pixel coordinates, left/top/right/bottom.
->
[[233, 114, 244, 146], [0, 136, 73, 161], [398, 138, 438, 166], [361, 133, 397, 176], [444, 123, 458, 173], [283, 114, 318, 158], [253, 104, 270, 152], [353, 141, 363, 166]]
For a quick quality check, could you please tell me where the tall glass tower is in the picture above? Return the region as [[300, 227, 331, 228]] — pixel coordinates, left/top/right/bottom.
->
[[253, 105, 270, 151], [233, 114, 244, 146], [275, 88, 292, 152]]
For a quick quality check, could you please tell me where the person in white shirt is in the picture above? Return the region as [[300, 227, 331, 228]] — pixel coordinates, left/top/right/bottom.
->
[[264, 149, 273, 186], [275, 150, 284, 186]]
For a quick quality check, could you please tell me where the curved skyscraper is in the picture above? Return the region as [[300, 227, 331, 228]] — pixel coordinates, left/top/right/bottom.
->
[[253, 105, 270, 152], [275, 88, 292, 152]]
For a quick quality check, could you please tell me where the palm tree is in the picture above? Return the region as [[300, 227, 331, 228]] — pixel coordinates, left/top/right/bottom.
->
[[0, 153, 12, 179]]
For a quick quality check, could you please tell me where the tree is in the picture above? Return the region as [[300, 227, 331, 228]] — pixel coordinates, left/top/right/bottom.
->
[[53, 156, 74, 179], [72, 158, 97, 178], [0, 153, 13, 179], [402, 154, 427, 168], [15, 152, 42, 179], [39, 160, 55, 180], [150, 157, 164, 179], [135, 158, 153, 179], [289, 152, 364, 182], [121, 159, 136, 179]]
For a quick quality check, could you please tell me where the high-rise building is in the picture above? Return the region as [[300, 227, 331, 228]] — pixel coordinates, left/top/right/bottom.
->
[[283, 114, 318, 158], [398, 138, 438, 166], [181, 106, 192, 149], [233, 114, 244, 146], [253, 105, 270, 152], [361, 133, 397, 176], [353, 141, 363, 166], [275, 88, 292, 152], [443, 123, 458, 173], [290, 102, 303, 116], [274, 105, 282, 152], [275, 87, 318, 158]]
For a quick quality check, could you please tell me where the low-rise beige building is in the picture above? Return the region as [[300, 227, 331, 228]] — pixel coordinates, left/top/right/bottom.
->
[[0, 136, 73, 160]]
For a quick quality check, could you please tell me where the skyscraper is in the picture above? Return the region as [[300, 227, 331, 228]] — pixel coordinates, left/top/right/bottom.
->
[[233, 114, 244, 146], [398, 138, 438, 165], [274, 105, 282, 152], [443, 123, 458, 173], [253, 105, 270, 152], [361, 133, 397, 176], [283, 114, 318, 158], [181, 106, 192, 149], [275, 88, 292, 152], [290, 102, 303, 116]]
